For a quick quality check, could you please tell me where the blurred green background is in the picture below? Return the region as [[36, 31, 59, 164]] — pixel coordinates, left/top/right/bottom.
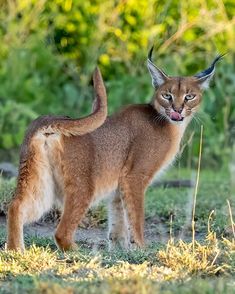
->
[[0, 0, 234, 168]]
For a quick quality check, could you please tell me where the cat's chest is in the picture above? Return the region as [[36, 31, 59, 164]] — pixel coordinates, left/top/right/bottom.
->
[[151, 144, 179, 183], [150, 128, 184, 184]]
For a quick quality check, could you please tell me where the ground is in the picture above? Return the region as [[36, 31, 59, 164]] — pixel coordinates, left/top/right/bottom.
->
[[0, 167, 234, 293]]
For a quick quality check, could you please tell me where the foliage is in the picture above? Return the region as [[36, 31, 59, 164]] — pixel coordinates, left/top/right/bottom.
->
[[0, 176, 15, 214], [0, 0, 235, 165]]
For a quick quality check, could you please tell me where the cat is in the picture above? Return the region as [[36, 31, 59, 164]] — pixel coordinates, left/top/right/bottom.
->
[[7, 49, 222, 251]]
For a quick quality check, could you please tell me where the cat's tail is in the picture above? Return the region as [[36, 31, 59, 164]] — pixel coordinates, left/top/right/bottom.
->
[[45, 67, 107, 136], [26, 67, 107, 139]]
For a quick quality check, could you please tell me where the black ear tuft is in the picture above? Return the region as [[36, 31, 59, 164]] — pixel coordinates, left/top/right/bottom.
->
[[147, 46, 169, 88], [194, 53, 226, 89], [194, 54, 226, 79], [148, 46, 154, 62]]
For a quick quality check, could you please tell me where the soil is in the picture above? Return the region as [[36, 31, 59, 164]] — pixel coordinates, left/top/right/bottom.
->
[[0, 215, 172, 249]]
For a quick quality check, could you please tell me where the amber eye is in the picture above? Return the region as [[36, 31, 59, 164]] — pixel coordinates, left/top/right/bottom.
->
[[162, 93, 172, 100], [185, 94, 196, 101]]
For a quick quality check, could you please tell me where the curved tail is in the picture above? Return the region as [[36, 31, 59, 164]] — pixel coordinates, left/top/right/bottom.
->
[[28, 67, 107, 138], [46, 67, 107, 136]]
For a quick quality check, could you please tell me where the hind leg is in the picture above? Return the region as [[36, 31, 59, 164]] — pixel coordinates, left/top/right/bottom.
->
[[7, 160, 55, 251], [54, 179, 93, 251], [7, 196, 25, 251], [108, 191, 130, 250]]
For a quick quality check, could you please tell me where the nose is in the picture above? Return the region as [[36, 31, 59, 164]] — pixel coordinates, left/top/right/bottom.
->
[[172, 105, 183, 113]]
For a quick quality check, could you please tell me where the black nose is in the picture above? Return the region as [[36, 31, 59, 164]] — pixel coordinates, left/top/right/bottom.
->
[[172, 105, 183, 113]]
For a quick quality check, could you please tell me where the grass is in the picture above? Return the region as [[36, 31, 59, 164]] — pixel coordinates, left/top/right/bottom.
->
[[0, 167, 234, 293], [146, 168, 233, 238], [0, 237, 234, 293]]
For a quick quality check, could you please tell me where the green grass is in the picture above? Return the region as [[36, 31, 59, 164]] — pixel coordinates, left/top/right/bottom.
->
[[0, 167, 234, 293], [0, 176, 15, 214], [146, 167, 233, 237]]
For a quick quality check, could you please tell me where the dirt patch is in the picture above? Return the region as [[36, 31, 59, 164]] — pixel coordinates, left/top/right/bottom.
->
[[0, 215, 171, 249]]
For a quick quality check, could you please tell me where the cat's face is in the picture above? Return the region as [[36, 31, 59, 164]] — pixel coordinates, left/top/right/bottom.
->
[[153, 77, 202, 122], [147, 48, 223, 123]]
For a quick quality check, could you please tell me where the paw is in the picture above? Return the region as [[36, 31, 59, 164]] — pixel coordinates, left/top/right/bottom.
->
[[68, 242, 79, 251], [56, 241, 78, 251], [108, 232, 130, 251], [6, 241, 25, 252], [128, 236, 144, 251], [55, 234, 78, 251]]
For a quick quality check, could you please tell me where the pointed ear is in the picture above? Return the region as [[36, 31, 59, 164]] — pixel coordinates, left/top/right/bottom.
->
[[147, 46, 168, 88], [196, 74, 214, 90], [194, 54, 225, 90]]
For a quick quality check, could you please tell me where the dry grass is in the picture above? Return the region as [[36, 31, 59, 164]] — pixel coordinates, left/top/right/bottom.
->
[[158, 233, 234, 278], [0, 232, 234, 293]]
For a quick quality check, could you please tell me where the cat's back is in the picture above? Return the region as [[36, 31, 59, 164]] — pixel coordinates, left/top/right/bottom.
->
[[63, 104, 165, 154], [93, 103, 161, 135]]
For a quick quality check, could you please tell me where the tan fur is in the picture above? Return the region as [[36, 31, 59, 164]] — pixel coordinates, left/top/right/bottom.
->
[[7, 70, 205, 251]]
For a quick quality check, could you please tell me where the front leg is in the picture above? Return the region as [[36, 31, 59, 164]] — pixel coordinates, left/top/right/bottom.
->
[[119, 175, 148, 248], [108, 191, 130, 250]]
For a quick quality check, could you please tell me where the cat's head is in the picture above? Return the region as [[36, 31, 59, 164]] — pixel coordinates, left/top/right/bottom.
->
[[147, 47, 223, 123]]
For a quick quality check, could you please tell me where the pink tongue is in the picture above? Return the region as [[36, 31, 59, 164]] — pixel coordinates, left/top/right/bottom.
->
[[170, 112, 182, 121]]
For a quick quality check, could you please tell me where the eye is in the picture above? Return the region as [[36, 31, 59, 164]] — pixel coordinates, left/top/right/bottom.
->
[[162, 93, 172, 100], [185, 94, 196, 101]]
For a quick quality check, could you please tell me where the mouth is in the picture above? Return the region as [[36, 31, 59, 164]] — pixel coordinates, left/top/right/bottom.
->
[[170, 116, 184, 122], [169, 111, 184, 122]]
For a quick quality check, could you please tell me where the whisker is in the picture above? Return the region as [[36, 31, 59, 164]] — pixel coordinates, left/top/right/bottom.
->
[[152, 112, 167, 124], [191, 114, 201, 127], [192, 113, 205, 125]]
